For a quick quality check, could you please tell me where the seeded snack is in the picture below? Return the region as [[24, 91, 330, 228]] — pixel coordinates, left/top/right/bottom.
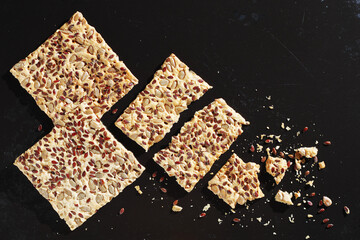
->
[[14, 103, 145, 230], [115, 54, 212, 151], [265, 156, 288, 184], [153, 98, 249, 192], [208, 154, 264, 209], [275, 190, 293, 205], [295, 147, 318, 159], [10, 11, 138, 120]]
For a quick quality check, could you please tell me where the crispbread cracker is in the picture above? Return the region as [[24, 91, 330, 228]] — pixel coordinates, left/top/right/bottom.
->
[[14, 103, 145, 230], [265, 156, 288, 184], [10, 12, 138, 120], [208, 154, 264, 208], [153, 98, 248, 192], [115, 54, 212, 151]]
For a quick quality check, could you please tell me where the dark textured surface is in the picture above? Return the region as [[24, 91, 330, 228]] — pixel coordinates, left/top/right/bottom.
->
[[1, 0, 360, 239]]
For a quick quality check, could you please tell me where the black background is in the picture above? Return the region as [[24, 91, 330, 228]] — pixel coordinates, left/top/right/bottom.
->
[[1, 0, 360, 239]]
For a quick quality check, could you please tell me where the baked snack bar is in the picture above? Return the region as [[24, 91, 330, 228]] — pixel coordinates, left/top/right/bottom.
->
[[14, 103, 145, 230], [265, 156, 288, 184], [153, 98, 249, 192], [208, 154, 264, 208], [115, 53, 212, 151], [10, 11, 138, 120]]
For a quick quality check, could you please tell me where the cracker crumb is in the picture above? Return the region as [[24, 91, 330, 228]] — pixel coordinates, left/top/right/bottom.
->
[[263, 220, 271, 226], [307, 214, 313, 218], [285, 126, 291, 131], [306, 180, 314, 187], [289, 214, 295, 223], [294, 191, 301, 199], [281, 123, 285, 129], [172, 205, 183, 212], [266, 96, 271, 100], [269, 105, 274, 110], [218, 218, 223, 224], [275, 190, 293, 205], [305, 235, 310, 239], [134, 185, 143, 195], [202, 203, 211, 212], [318, 161, 326, 170], [256, 143, 263, 152], [256, 217, 262, 223]]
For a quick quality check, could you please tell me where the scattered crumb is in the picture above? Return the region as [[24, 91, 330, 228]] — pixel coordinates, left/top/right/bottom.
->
[[202, 204, 211, 212], [289, 214, 295, 223], [305, 235, 310, 239], [172, 205, 183, 212], [294, 191, 301, 199], [134, 185, 143, 195], [263, 220, 271, 226], [281, 123, 285, 129], [295, 147, 318, 159], [266, 96, 271, 100], [285, 126, 291, 131], [218, 218, 223, 225], [307, 214, 313, 218], [269, 105, 274, 110], [275, 190, 294, 205], [256, 143, 263, 152], [306, 180, 314, 187], [319, 161, 326, 170], [256, 217, 262, 223]]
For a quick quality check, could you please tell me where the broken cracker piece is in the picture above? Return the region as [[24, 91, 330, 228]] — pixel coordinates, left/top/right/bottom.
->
[[153, 98, 249, 192], [295, 147, 318, 159], [275, 190, 293, 205], [208, 154, 264, 209], [265, 156, 288, 184], [14, 103, 145, 230], [115, 53, 212, 151], [10, 12, 138, 120]]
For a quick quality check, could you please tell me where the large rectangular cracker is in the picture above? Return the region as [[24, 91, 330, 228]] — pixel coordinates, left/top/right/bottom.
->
[[115, 53, 212, 151], [208, 154, 264, 208], [10, 12, 138, 120], [153, 98, 249, 192], [14, 103, 145, 230]]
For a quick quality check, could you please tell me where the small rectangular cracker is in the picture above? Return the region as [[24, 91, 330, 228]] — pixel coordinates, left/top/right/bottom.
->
[[208, 154, 264, 208], [14, 103, 145, 230], [153, 98, 248, 192], [115, 53, 212, 151], [10, 11, 138, 120]]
